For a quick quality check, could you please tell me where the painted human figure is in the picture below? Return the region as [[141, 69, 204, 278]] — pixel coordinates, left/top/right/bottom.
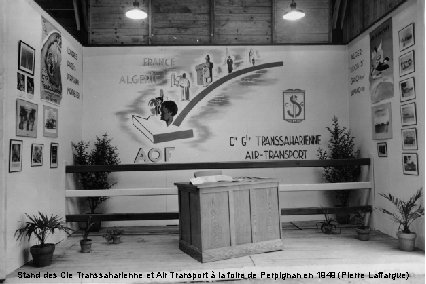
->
[[203, 55, 213, 86], [178, 73, 191, 101], [249, 49, 255, 66], [227, 56, 233, 73], [145, 90, 164, 120], [160, 101, 178, 127]]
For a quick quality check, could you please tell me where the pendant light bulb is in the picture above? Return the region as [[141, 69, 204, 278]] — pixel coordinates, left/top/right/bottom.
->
[[283, 0, 305, 21], [126, 1, 147, 20]]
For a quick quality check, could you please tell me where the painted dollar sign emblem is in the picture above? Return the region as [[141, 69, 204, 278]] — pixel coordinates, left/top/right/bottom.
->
[[287, 94, 302, 118]]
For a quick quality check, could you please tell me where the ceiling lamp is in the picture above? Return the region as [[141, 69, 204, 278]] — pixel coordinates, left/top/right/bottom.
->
[[126, 1, 147, 20], [282, 0, 305, 21]]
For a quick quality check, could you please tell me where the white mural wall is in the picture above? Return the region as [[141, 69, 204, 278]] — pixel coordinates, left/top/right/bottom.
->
[[83, 45, 350, 225]]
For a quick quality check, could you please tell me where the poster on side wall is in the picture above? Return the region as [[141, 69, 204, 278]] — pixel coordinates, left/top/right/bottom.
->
[[369, 18, 393, 103], [40, 17, 62, 105], [371, 102, 392, 140]]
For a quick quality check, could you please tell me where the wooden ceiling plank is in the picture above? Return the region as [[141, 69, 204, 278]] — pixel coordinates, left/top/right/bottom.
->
[[73, 0, 81, 31], [81, 0, 89, 31], [340, 0, 347, 29], [332, 0, 341, 29]]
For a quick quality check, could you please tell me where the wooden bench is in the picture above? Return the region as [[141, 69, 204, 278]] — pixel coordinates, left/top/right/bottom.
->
[[65, 158, 374, 226]]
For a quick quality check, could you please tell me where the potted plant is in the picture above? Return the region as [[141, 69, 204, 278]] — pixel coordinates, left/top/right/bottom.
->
[[15, 212, 73, 267], [80, 217, 94, 253], [316, 210, 339, 234], [72, 133, 120, 231], [377, 188, 424, 251], [351, 211, 371, 241], [103, 228, 123, 244], [355, 226, 371, 241], [317, 116, 360, 223]]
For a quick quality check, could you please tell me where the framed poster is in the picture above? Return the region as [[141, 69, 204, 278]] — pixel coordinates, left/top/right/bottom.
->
[[377, 142, 387, 157], [17, 72, 25, 92], [369, 18, 393, 103], [372, 102, 392, 140], [16, 99, 38, 138], [9, 139, 23, 173], [399, 77, 415, 102], [31, 143, 43, 167], [398, 23, 415, 51], [401, 128, 417, 150], [43, 105, 58, 138], [400, 102, 417, 126], [50, 143, 58, 168], [18, 40, 35, 76], [399, 50, 415, 77], [402, 153, 418, 175]]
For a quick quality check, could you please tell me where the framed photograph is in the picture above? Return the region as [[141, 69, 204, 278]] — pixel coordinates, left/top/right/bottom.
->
[[9, 139, 23, 173], [27, 76, 34, 95], [50, 143, 58, 168], [399, 50, 415, 77], [372, 102, 392, 140], [398, 23, 415, 51], [377, 142, 387, 157], [43, 105, 58, 138], [401, 128, 418, 150], [16, 99, 38, 138], [18, 40, 35, 76], [402, 153, 418, 175], [17, 72, 25, 92], [31, 143, 43, 167], [400, 102, 417, 126], [399, 77, 415, 101]]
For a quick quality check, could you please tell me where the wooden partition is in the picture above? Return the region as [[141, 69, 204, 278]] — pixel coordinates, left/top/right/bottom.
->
[[65, 158, 373, 224]]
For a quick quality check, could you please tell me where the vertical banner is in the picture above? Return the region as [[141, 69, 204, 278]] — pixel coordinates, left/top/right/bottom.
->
[[41, 17, 62, 105], [369, 18, 393, 104]]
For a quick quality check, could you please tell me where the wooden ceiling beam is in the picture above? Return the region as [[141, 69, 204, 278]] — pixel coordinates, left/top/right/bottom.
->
[[340, 0, 347, 30], [81, 0, 89, 31], [332, 0, 341, 29], [72, 0, 81, 31]]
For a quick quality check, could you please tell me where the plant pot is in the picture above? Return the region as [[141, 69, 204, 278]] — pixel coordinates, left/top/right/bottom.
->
[[80, 239, 92, 253], [398, 232, 416, 251], [30, 243, 55, 267], [112, 236, 121, 244], [355, 228, 370, 241]]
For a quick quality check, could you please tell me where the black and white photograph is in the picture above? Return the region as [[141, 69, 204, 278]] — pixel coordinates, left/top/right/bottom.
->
[[398, 23, 415, 51], [372, 102, 392, 140], [400, 102, 417, 126], [9, 139, 23, 173], [43, 105, 58, 138], [401, 128, 418, 150], [26, 76, 34, 95], [18, 40, 35, 75], [17, 72, 25, 92], [399, 50, 415, 77], [399, 77, 415, 101], [50, 142, 58, 168], [377, 142, 387, 157], [31, 143, 43, 167], [16, 99, 38, 138], [402, 153, 418, 175], [1, 1, 425, 282]]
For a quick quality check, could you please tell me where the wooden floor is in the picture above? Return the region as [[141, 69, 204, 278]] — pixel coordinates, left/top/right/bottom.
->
[[6, 223, 425, 284]]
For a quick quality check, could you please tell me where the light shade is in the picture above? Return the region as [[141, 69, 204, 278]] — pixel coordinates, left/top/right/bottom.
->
[[126, 1, 147, 20], [283, 0, 305, 21]]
